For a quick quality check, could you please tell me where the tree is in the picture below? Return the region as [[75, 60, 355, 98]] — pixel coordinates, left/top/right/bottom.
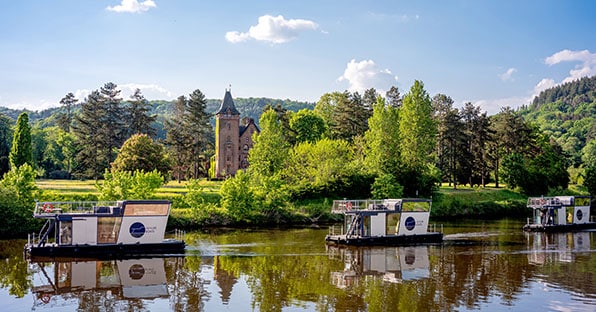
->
[[9, 113, 32, 169], [57, 92, 77, 132], [127, 88, 157, 137], [72, 90, 108, 179], [398, 81, 437, 196], [364, 96, 401, 175], [96, 169, 164, 200], [247, 109, 289, 183], [185, 89, 213, 179], [289, 109, 327, 143], [165, 96, 191, 182], [385, 86, 402, 108], [0, 114, 13, 175], [111, 133, 171, 178], [461, 102, 493, 187], [98, 82, 125, 165], [399, 80, 436, 168]]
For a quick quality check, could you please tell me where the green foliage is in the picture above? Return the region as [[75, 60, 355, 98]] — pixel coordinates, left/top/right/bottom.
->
[[219, 170, 255, 222], [111, 133, 171, 178], [284, 138, 358, 198], [363, 96, 401, 175], [9, 113, 32, 169], [248, 109, 289, 182], [96, 169, 164, 200], [289, 109, 327, 143], [585, 165, 596, 196], [371, 173, 403, 199], [0, 164, 40, 237]]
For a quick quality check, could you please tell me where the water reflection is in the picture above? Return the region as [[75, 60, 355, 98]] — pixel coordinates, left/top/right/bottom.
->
[[327, 246, 430, 287], [30, 258, 169, 308], [1, 226, 595, 311], [526, 231, 591, 264]]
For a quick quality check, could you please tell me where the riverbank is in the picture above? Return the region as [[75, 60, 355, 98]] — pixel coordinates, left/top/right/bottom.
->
[[33, 179, 586, 231]]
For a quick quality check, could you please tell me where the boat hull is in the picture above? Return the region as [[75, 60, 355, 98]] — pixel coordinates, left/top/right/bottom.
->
[[523, 222, 596, 232], [25, 240, 185, 259], [325, 232, 443, 246]]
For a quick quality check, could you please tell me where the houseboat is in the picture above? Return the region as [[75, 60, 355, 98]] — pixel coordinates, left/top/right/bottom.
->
[[24, 200, 185, 259], [523, 196, 594, 232], [325, 198, 443, 246]]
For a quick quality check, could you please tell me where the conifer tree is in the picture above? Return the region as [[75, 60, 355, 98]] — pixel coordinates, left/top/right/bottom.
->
[[9, 113, 32, 169], [127, 88, 157, 138]]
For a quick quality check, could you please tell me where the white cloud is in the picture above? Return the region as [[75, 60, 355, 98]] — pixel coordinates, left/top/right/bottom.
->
[[74, 83, 173, 101], [544, 49, 596, 83], [225, 15, 318, 44], [337, 59, 398, 94], [106, 0, 156, 13], [499, 67, 517, 81], [119, 83, 174, 100], [471, 95, 532, 116]]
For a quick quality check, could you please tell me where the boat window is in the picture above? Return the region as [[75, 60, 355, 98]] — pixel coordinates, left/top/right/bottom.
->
[[386, 213, 400, 235], [575, 197, 591, 207], [97, 217, 121, 244], [402, 201, 431, 212], [124, 203, 169, 216]]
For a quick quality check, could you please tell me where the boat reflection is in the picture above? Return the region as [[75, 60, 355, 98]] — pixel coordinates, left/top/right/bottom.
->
[[30, 258, 168, 307], [526, 231, 591, 264], [327, 245, 430, 288]]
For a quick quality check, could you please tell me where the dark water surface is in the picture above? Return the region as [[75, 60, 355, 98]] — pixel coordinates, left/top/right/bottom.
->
[[1, 220, 595, 311]]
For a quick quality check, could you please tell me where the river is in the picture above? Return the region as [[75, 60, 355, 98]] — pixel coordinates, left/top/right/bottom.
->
[[1, 219, 595, 311]]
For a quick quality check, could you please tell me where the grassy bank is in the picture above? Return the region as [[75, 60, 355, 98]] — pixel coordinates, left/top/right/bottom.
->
[[35, 180, 537, 229]]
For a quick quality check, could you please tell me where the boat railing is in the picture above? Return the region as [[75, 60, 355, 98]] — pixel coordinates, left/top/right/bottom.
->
[[527, 197, 562, 209], [34, 201, 120, 216], [331, 199, 386, 213]]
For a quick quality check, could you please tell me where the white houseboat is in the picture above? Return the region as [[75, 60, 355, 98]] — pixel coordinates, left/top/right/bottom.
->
[[523, 196, 594, 232], [325, 198, 443, 246], [25, 200, 185, 259]]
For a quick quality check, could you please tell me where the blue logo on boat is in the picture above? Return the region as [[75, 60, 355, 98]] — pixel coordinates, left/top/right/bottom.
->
[[129, 222, 145, 238], [576, 209, 583, 221], [405, 216, 416, 231]]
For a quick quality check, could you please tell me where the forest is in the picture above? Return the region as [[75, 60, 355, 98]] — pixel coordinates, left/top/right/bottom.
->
[[0, 77, 594, 235]]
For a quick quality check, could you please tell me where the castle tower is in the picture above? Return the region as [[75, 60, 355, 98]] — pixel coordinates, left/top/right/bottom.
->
[[214, 89, 240, 178]]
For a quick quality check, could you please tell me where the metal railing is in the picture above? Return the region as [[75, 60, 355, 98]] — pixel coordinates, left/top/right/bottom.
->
[[34, 201, 119, 216]]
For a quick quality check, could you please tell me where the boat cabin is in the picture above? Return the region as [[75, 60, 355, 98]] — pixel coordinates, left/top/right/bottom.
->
[[25, 200, 185, 258], [523, 196, 593, 232], [325, 198, 443, 246]]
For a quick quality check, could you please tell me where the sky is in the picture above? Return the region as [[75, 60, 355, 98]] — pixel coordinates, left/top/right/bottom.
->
[[1, 0, 595, 115]]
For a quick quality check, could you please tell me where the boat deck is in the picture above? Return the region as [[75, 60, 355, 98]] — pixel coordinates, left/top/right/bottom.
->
[[325, 233, 443, 246]]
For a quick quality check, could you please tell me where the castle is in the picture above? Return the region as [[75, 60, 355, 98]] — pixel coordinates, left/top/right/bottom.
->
[[211, 89, 259, 178]]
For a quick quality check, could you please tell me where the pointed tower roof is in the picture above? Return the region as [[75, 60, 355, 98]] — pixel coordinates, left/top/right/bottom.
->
[[216, 89, 240, 115]]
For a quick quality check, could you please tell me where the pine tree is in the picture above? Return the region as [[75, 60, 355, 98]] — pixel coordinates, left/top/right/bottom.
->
[[72, 91, 108, 179], [127, 88, 157, 138], [98, 82, 125, 165], [9, 113, 32, 169], [57, 92, 77, 132], [185, 89, 213, 179], [164, 96, 191, 182]]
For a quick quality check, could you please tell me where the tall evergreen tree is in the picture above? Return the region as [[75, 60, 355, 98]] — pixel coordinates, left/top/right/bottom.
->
[[57, 92, 77, 132], [0, 114, 13, 175], [164, 96, 191, 182], [185, 89, 213, 179], [385, 86, 402, 108], [127, 88, 157, 138], [461, 102, 493, 187], [98, 82, 125, 165], [9, 113, 32, 169], [72, 91, 108, 179]]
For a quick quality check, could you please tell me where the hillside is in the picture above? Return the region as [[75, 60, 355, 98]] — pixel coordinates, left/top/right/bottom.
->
[[520, 75, 596, 166]]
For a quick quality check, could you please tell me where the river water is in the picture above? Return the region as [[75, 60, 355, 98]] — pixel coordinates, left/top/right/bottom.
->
[[1, 220, 595, 311]]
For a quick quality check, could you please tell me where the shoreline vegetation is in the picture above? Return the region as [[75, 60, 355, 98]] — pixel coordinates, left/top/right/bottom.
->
[[33, 179, 543, 232]]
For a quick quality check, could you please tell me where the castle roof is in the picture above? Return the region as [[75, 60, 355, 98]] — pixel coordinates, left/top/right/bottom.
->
[[216, 90, 240, 116]]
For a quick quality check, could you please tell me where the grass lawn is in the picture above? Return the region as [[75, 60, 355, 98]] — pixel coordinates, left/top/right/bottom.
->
[[36, 178, 223, 199]]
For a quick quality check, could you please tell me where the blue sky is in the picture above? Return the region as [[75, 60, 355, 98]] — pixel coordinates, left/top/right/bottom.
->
[[1, 0, 595, 115]]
